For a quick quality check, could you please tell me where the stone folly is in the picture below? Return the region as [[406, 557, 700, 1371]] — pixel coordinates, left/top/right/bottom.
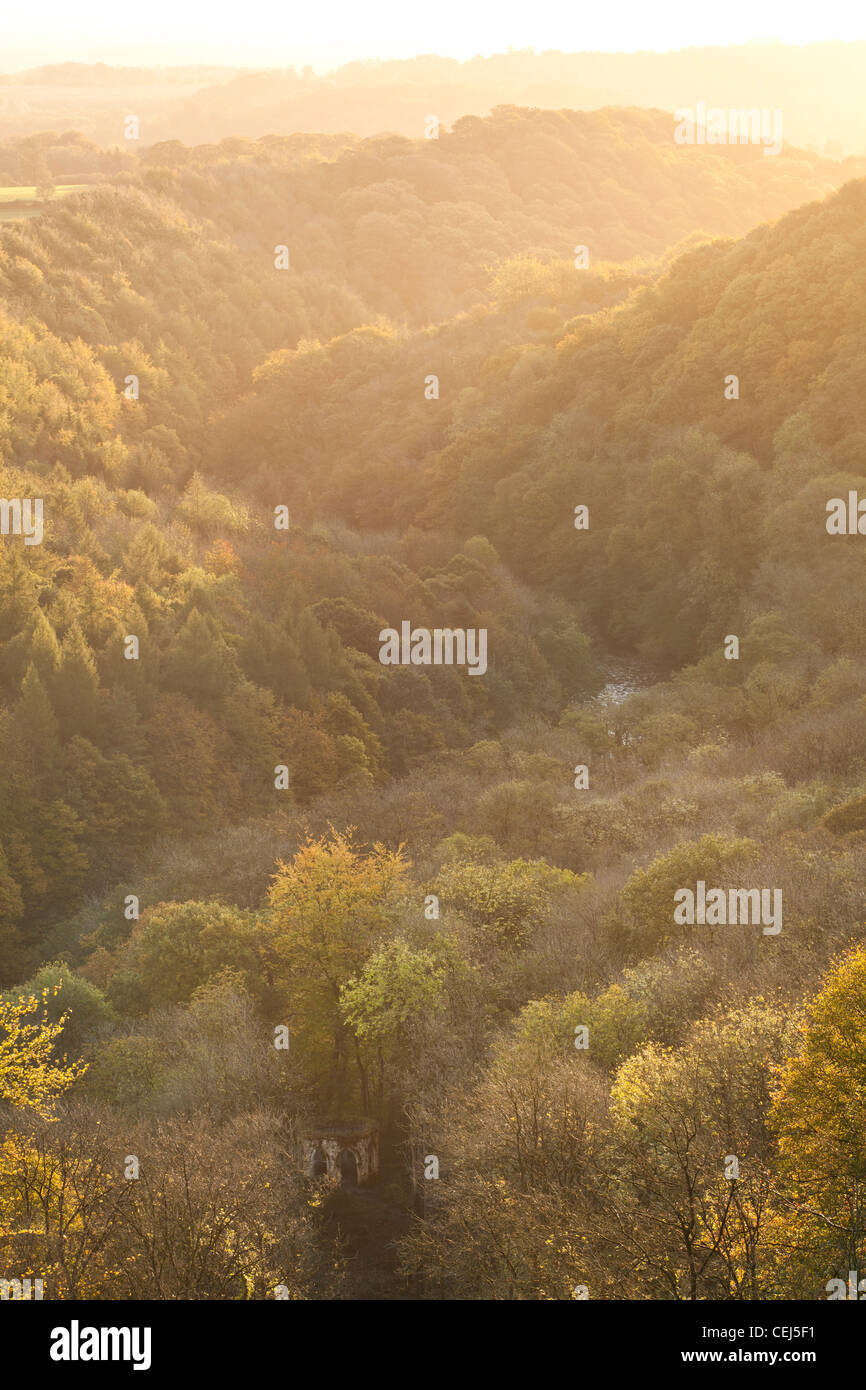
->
[[299, 1119, 379, 1186]]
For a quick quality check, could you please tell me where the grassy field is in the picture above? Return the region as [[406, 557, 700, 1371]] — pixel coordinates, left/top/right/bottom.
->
[[0, 184, 91, 201], [0, 184, 92, 220]]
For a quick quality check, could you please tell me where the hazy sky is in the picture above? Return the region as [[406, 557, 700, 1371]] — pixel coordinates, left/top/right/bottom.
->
[[4, 0, 866, 71]]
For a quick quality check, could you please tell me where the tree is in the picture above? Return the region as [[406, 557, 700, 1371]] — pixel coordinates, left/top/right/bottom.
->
[[771, 946, 866, 1293], [266, 830, 409, 1111], [5, 964, 113, 1055], [164, 609, 234, 708], [0, 1103, 129, 1297], [608, 1002, 798, 1299], [53, 623, 101, 742], [0, 844, 26, 984], [434, 855, 586, 952], [0, 986, 86, 1116], [399, 1042, 610, 1299], [10, 663, 59, 791], [610, 833, 760, 958], [340, 935, 475, 1115], [107, 901, 264, 1015]]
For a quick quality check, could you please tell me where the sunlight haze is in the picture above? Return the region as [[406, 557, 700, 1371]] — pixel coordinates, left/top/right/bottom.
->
[[4, 0, 866, 69]]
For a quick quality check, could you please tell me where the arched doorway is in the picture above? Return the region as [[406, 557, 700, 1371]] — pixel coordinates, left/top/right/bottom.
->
[[338, 1148, 358, 1186], [311, 1146, 328, 1179]]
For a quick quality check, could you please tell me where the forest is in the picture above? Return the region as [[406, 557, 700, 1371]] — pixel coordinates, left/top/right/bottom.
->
[[2, 82, 866, 1304], [3, 44, 866, 152]]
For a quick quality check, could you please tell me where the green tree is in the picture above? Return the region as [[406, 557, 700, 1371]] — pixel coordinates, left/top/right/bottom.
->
[[164, 609, 234, 708], [771, 946, 866, 1292], [610, 833, 760, 957], [54, 623, 101, 742], [266, 830, 409, 1110]]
